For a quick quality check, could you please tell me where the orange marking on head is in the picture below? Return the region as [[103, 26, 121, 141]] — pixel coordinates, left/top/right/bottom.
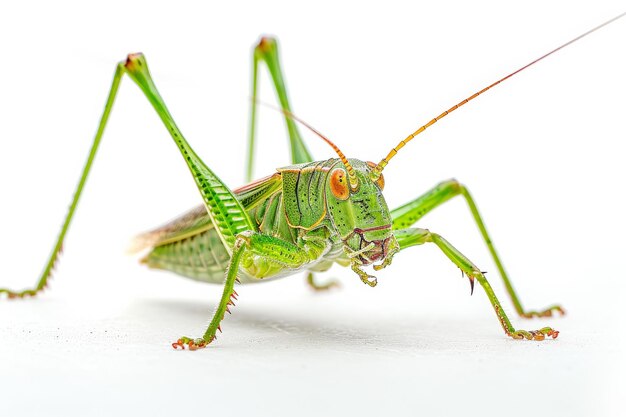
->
[[329, 168, 350, 200]]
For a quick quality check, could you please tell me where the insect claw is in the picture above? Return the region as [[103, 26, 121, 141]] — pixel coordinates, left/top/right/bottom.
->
[[362, 275, 377, 287]]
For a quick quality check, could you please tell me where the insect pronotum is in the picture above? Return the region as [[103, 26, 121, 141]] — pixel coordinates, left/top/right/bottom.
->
[[1, 13, 623, 350]]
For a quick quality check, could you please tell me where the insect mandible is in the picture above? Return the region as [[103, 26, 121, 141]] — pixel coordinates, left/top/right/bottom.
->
[[2, 14, 623, 350]]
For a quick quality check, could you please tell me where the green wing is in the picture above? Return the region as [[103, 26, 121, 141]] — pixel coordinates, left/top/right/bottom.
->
[[129, 173, 282, 252]]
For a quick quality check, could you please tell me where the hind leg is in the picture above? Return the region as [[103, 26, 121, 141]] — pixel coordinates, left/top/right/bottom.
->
[[246, 37, 314, 181]]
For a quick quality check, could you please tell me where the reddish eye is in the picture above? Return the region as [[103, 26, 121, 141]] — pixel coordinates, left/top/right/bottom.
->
[[366, 161, 385, 190], [330, 168, 349, 200]]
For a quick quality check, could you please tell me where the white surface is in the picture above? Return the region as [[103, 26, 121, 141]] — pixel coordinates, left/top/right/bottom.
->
[[1, 1, 625, 416]]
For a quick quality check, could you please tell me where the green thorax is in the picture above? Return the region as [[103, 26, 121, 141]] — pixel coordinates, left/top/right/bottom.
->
[[277, 159, 339, 231], [275, 158, 393, 240]]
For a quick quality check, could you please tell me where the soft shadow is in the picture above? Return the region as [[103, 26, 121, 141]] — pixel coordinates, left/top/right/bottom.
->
[[127, 297, 479, 353]]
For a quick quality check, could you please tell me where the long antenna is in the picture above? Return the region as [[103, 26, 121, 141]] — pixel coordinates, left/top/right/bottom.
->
[[371, 12, 626, 178], [258, 101, 360, 190]]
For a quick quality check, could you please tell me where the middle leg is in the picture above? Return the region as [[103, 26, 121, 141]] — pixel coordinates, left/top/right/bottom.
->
[[391, 179, 564, 318]]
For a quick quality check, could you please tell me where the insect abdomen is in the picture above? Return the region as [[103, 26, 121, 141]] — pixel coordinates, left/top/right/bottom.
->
[[142, 227, 230, 284]]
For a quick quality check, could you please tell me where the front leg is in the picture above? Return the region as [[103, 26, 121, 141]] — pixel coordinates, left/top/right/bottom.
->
[[173, 231, 312, 350], [391, 179, 564, 319], [394, 228, 559, 341]]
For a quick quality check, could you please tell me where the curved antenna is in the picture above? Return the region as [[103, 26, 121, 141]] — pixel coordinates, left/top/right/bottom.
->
[[258, 101, 359, 190], [371, 12, 626, 179]]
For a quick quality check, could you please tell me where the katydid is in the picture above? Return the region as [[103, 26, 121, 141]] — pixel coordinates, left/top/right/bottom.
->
[[2, 14, 622, 350]]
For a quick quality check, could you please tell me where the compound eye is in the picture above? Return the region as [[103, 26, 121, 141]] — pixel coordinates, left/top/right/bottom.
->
[[329, 168, 349, 200], [366, 161, 385, 190]]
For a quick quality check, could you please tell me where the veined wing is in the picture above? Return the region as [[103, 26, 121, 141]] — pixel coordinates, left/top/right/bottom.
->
[[129, 172, 282, 252]]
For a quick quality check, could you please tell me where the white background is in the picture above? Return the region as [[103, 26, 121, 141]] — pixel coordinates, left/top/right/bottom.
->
[[1, 1, 625, 416]]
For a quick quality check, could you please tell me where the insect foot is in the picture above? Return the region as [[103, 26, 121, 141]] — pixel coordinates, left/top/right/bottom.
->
[[520, 305, 566, 319], [1, 289, 38, 299], [172, 336, 214, 351], [508, 327, 559, 341], [493, 305, 559, 341], [351, 262, 378, 287]]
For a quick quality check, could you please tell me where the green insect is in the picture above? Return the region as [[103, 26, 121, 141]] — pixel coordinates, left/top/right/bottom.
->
[[3, 15, 621, 350]]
